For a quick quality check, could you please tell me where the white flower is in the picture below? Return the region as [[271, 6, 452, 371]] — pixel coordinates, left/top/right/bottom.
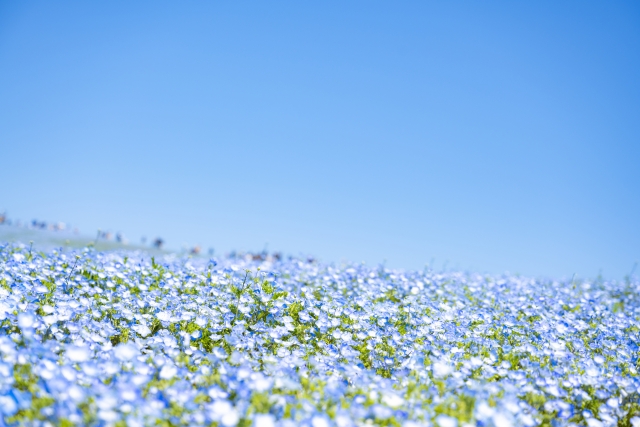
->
[[435, 415, 457, 427], [98, 410, 119, 422], [586, 419, 604, 427], [277, 347, 290, 358], [432, 361, 453, 378], [66, 345, 91, 362], [221, 410, 239, 427], [606, 398, 619, 409], [0, 395, 17, 415], [17, 312, 35, 329], [133, 324, 152, 337], [43, 314, 58, 325], [157, 311, 171, 322], [97, 394, 118, 410], [208, 387, 229, 399], [254, 414, 275, 427], [159, 364, 177, 379], [586, 367, 599, 377], [209, 400, 238, 426], [251, 375, 272, 392], [381, 391, 404, 408], [61, 365, 77, 381], [114, 343, 138, 361], [68, 385, 85, 401], [311, 416, 331, 427], [493, 413, 513, 427]]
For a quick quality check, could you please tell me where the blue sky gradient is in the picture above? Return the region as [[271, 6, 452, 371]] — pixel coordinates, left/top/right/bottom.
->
[[1, 1, 639, 278]]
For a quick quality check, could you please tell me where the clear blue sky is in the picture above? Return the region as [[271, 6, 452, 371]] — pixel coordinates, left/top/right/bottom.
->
[[1, 1, 639, 279]]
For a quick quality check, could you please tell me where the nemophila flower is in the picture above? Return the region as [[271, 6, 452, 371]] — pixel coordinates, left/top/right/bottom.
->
[[1, 244, 640, 426], [66, 345, 91, 363]]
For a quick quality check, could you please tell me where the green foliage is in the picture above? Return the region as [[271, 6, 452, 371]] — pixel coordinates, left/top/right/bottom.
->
[[434, 394, 476, 423]]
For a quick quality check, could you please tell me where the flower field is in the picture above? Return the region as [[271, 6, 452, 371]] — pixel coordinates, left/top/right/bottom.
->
[[0, 243, 639, 427]]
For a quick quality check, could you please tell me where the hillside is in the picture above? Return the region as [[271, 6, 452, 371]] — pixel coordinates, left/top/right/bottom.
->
[[0, 242, 638, 426]]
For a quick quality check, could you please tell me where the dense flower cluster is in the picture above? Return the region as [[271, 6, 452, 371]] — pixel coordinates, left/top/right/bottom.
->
[[0, 242, 639, 427]]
